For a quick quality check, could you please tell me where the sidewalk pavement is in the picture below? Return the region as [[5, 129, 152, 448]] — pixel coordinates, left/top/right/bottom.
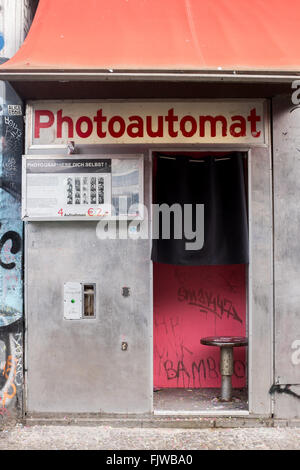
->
[[0, 424, 299, 450]]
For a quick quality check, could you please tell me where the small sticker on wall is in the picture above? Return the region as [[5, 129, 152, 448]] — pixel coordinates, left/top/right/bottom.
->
[[7, 105, 22, 116], [0, 33, 4, 51]]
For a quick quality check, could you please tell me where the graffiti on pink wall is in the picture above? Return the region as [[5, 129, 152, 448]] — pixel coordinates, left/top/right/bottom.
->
[[153, 263, 246, 388]]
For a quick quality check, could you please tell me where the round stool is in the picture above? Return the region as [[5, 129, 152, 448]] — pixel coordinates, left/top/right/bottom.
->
[[200, 336, 248, 401]]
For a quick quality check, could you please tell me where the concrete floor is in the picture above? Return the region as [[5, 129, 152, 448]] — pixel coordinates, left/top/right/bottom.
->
[[153, 388, 248, 412]]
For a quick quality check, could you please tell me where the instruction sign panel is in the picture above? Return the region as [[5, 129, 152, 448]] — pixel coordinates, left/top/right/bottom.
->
[[22, 155, 143, 220], [24, 157, 111, 218]]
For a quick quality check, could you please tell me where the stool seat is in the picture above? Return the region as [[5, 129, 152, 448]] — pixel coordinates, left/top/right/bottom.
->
[[200, 336, 248, 348], [200, 335, 248, 401]]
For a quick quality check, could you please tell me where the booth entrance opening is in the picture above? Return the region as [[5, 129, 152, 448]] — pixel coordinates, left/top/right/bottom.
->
[[152, 151, 249, 414]]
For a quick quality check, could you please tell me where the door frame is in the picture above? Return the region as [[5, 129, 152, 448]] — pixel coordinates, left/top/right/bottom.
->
[[149, 146, 273, 417]]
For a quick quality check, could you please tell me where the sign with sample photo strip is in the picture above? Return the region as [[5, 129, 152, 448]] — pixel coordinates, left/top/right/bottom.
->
[[22, 156, 143, 220]]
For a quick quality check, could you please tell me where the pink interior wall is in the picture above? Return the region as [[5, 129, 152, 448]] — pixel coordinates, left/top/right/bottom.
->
[[153, 263, 247, 389]]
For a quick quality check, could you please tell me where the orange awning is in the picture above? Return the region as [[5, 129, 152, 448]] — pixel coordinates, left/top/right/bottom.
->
[[1, 0, 300, 81]]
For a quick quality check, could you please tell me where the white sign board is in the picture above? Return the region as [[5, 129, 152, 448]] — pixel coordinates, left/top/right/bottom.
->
[[22, 155, 144, 220], [27, 100, 267, 147]]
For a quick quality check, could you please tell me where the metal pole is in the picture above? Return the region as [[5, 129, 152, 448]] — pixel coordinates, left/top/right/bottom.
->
[[220, 346, 234, 401]]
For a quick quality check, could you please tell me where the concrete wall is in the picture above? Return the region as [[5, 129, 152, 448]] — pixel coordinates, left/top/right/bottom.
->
[[272, 94, 300, 419]]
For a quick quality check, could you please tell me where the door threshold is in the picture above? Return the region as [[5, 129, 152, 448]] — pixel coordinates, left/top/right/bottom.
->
[[154, 409, 250, 417]]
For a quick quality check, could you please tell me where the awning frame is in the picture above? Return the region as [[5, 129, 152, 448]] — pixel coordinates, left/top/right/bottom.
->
[[0, 70, 299, 83]]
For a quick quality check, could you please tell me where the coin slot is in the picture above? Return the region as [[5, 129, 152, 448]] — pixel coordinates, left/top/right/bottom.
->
[[83, 283, 96, 318]]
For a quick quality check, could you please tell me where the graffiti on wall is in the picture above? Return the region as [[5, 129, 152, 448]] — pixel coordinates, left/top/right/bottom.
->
[[177, 286, 243, 324], [0, 321, 22, 413], [0, 91, 24, 414], [0, 221, 22, 361], [269, 384, 300, 400], [0, 226, 21, 270], [154, 263, 247, 388], [268, 339, 300, 401]]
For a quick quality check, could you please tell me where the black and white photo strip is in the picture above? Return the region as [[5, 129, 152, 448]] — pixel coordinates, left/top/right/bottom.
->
[[66, 175, 105, 205]]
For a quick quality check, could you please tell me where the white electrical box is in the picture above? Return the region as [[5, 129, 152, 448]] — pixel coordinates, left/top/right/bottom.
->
[[63, 282, 83, 320]]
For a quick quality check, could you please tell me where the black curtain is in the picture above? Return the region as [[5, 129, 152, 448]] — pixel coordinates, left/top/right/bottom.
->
[[151, 153, 249, 265]]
